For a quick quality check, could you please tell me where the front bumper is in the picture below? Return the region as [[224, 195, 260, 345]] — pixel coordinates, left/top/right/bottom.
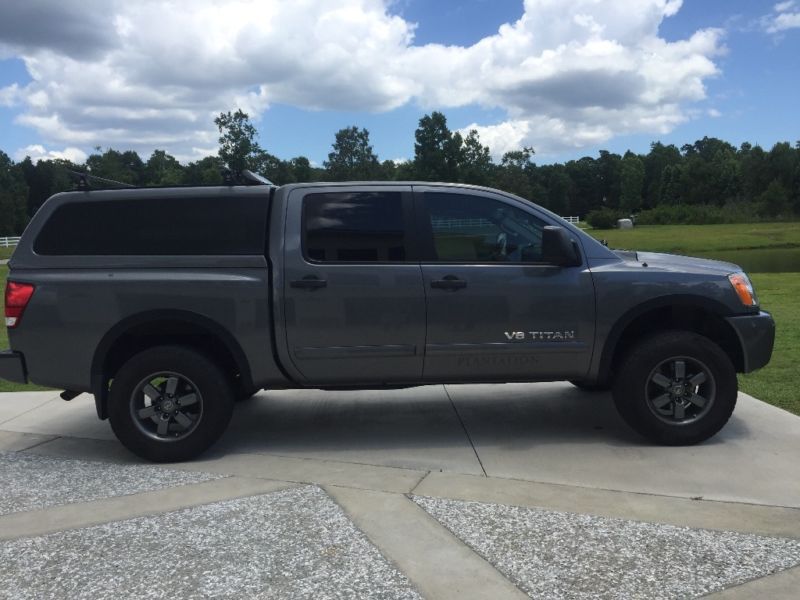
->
[[725, 311, 775, 373], [0, 350, 27, 384]]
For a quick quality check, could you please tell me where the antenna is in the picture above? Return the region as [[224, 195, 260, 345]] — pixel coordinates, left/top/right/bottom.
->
[[66, 169, 136, 190]]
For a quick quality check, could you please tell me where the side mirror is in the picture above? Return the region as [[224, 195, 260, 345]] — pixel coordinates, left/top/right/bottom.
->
[[542, 226, 581, 267]]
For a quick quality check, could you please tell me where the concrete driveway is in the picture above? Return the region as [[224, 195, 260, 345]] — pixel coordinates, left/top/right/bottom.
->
[[1, 383, 799, 598]]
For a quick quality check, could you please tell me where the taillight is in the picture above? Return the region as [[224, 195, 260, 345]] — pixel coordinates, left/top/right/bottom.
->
[[5, 281, 35, 328]]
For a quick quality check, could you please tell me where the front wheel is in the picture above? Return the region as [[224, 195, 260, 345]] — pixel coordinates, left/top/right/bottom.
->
[[108, 345, 234, 462], [613, 331, 737, 445]]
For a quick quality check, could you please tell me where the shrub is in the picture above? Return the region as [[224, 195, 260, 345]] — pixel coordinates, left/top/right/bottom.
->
[[586, 208, 620, 229]]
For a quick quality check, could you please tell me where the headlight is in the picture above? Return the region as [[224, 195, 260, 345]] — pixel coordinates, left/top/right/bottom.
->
[[728, 272, 758, 307]]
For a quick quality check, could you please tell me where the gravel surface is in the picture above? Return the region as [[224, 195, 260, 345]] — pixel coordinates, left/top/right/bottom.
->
[[0, 451, 221, 515], [414, 495, 800, 600], [0, 485, 421, 600]]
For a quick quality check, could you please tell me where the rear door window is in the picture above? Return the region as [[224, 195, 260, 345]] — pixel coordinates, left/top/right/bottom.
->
[[303, 191, 409, 262]]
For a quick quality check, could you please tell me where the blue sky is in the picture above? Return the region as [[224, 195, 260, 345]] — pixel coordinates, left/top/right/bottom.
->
[[0, 0, 798, 166]]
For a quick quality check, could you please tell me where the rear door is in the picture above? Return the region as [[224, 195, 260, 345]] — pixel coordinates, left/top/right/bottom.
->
[[283, 185, 426, 384], [415, 186, 596, 382]]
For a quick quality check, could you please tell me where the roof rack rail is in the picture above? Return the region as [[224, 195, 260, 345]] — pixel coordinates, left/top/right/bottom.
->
[[66, 169, 136, 191], [241, 169, 275, 186], [220, 168, 275, 186]]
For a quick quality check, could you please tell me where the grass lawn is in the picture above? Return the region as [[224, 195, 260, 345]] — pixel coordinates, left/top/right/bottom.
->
[[0, 247, 15, 260], [586, 222, 800, 254], [738, 273, 799, 415]]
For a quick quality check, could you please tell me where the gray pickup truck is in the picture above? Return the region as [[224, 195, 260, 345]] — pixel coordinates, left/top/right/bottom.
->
[[0, 180, 775, 461]]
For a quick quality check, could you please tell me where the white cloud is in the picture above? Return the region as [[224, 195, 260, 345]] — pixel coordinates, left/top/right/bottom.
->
[[0, 83, 20, 106], [762, 1, 800, 33], [14, 144, 88, 164], [0, 0, 723, 160]]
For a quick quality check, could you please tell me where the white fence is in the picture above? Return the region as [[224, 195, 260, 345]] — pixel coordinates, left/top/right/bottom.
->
[[0, 236, 21, 248], [562, 216, 580, 224]]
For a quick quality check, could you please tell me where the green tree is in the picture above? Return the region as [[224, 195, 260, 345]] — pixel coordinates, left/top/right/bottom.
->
[[144, 150, 184, 185], [619, 152, 645, 213], [0, 151, 29, 235], [289, 156, 314, 183], [643, 142, 681, 208], [596, 150, 622, 208], [458, 130, 493, 186], [183, 156, 224, 185], [85, 148, 144, 185], [215, 109, 261, 173], [496, 147, 535, 200], [412, 112, 463, 182], [324, 126, 380, 181], [757, 179, 791, 217]]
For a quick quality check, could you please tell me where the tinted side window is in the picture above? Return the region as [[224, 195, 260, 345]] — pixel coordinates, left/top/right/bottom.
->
[[34, 195, 268, 255], [425, 192, 545, 262], [303, 192, 407, 262]]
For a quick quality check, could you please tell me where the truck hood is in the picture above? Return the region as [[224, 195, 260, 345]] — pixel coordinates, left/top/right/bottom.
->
[[613, 250, 741, 274]]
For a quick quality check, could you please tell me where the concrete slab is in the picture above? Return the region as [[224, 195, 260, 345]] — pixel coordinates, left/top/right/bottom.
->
[[0, 430, 57, 452], [0, 393, 114, 440], [413, 472, 800, 539], [167, 452, 428, 495], [22, 436, 430, 494], [447, 383, 800, 508], [414, 495, 800, 600], [218, 386, 483, 474], [0, 391, 59, 425], [4, 383, 799, 510], [0, 486, 422, 600], [328, 485, 526, 600]]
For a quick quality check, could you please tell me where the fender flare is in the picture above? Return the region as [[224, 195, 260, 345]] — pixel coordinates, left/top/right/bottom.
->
[[596, 294, 737, 379], [90, 309, 253, 419]]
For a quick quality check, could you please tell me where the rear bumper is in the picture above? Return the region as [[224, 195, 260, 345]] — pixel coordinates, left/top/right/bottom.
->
[[725, 311, 775, 373], [0, 350, 27, 384]]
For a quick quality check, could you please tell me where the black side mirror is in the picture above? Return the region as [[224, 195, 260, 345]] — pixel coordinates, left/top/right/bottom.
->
[[542, 226, 581, 267]]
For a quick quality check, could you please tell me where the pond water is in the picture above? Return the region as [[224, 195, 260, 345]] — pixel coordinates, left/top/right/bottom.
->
[[694, 247, 800, 273]]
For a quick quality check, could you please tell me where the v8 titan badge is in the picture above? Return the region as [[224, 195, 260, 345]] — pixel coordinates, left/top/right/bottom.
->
[[504, 330, 576, 341]]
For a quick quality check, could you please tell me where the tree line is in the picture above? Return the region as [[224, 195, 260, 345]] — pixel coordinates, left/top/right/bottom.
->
[[1, 109, 798, 235]]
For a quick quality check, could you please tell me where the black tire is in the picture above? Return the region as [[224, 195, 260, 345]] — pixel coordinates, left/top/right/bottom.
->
[[612, 331, 737, 445], [108, 345, 234, 462], [570, 380, 611, 392]]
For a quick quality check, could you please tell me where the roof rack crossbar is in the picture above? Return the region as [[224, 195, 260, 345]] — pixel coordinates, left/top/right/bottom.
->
[[66, 169, 136, 190]]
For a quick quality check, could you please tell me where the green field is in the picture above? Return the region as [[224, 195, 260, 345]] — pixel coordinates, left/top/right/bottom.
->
[[587, 222, 800, 254], [2, 228, 798, 415]]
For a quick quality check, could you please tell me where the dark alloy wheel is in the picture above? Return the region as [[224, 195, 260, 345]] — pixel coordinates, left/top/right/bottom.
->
[[644, 357, 715, 424], [613, 331, 737, 445], [130, 372, 204, 441], [108, 346, 234, 462]]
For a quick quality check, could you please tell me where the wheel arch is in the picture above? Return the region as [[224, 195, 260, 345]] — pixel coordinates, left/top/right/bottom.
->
[[597, 295, 744, 385], [91, 309, 253, 419]]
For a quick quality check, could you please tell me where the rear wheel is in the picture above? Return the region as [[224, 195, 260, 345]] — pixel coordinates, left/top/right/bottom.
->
[[108, 345, 234, 462], [613, 331, 737, 445]]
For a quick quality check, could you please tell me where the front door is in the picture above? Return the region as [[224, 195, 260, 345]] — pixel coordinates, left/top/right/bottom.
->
[[283, 186, 426, 384], [415, 187, 596, 382]]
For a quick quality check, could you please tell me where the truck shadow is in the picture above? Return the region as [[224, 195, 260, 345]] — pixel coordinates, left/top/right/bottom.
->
[[211, 383, 749, 465]]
